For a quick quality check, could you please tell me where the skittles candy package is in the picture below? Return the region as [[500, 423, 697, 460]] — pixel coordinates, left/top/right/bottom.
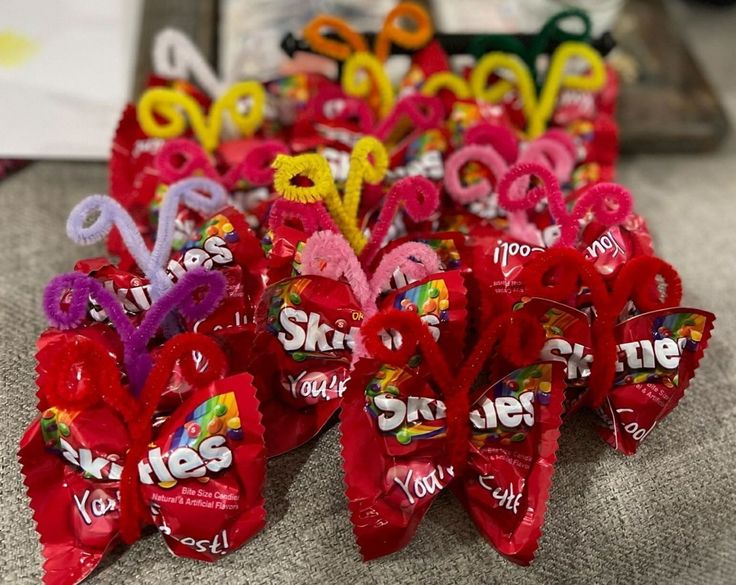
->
[[20, 333, 266, 585], [595, 308, 715, 455], [249, 275, 364, 456], [341, 308, 565, 564]]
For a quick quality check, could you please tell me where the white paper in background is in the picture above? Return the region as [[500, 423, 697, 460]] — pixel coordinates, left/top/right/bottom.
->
[[432, 0, 624, 36], [218, 0, 396, 83], [0, 0, 142, 160]]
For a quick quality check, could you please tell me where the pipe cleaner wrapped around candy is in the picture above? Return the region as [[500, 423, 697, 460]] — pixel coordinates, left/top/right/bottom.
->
[[40, 268, 225, 400], [66, 177, 266, 331], [303, 4, 433, 119], [265, 142, 440, 279], [248, 230, 451, 457], [341, 307, 566, 563], [443, 125, 577, 232], [466, 161, 650, 302], [153, 136, 289, 230], [19, 332, 266, 585], [518, 248, 714, 452]]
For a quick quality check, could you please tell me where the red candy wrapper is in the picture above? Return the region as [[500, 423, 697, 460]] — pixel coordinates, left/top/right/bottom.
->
[[595, 308, 715, 455], [249, 275, 364, 456], [341, 309, 564, 564], [379, 270, 468, 367], [19, 334, 266, 585], [515, 297, 593, 414]]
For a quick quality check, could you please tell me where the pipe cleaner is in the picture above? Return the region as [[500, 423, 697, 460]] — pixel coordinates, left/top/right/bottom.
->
[[361, 308, 544, 472], [155, 137, 288, 188], [303, 3, 432, 63], [43, 268, 225, 393], [152, 28, 226, 98], [137, 80, 266, 151], [521, 248, 682, 407], [300, 230, 441, 320], [497, 162, 632, 248], [67, 177, 228, 299]]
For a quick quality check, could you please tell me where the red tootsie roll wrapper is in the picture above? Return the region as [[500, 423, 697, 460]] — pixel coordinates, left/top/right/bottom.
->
[[341, 358, 565, 563], [579, 214, 655, 278], [19, 372, 266, 585], [594, 308, 715, 455], [248, 275, 364, 457]]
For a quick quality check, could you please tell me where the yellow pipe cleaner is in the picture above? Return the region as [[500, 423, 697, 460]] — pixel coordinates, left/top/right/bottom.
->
[[271, 153, 365, 252], [137, 80, 266, 151], [530, 41, 606, 138], [470, 52, 536, 116], [421, 72, 472, 99], [470, 42, 605, 138], [344, 136, 388, 221], [342, 52, 395, 119], [271, 139, 389, 253]]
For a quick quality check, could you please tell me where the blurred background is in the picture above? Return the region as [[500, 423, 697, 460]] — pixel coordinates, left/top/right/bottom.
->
[[0, 0, 732, 166]]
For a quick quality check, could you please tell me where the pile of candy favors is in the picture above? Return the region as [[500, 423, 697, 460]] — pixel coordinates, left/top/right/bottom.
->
[[19, 5, 715, 584]]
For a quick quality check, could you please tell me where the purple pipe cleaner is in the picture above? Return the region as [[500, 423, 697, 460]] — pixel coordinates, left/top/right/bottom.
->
[[65, 177, 228, 299], [43, 268, 226, 394]]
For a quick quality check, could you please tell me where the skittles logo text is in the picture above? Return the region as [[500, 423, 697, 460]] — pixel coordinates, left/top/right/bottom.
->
[[167, 235, 233, 280], [374, 392, 535, 436], [543, 337, 686, 380], [137, 436, 232, 486], [60, 438, 124, 481], [277, 308, 360, 353]]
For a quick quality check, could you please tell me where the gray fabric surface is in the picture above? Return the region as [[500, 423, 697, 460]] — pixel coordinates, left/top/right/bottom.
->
[[3, 5, 736, 585]]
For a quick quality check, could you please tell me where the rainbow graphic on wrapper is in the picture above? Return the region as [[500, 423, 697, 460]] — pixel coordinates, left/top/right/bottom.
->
[[196, 214, 240, 247], [40, 407, 79, 448], [416, 237, 462, 270], [365, 364, 446, 445], [470, 364, 552, 447], [448, 102, 483, 145], [167, 391, 242, 451], [407, 128, 447, 160], [391, 278, 450, 322], [613, 311, 707, 388]]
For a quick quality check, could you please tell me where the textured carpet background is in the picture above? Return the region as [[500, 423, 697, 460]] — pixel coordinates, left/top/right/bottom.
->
[[2, 4, 735, 585]]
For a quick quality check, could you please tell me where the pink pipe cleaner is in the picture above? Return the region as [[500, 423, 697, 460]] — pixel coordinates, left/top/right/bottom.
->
[[311, 87, 376, 133], [369, 242, 442, 295], [301, 231, 375, 316], [541, 128, 577, 159], [301, 231, 441, 318], [444, 143, 509, 205], [519, 136, 575, 184], [267, 199, 340, 234], [359, 176, 440, 266], [156, 138, 288, 188], [465, 122, 519, 163], [374, 94, 444, 144], [498, 162, 633, 248]]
